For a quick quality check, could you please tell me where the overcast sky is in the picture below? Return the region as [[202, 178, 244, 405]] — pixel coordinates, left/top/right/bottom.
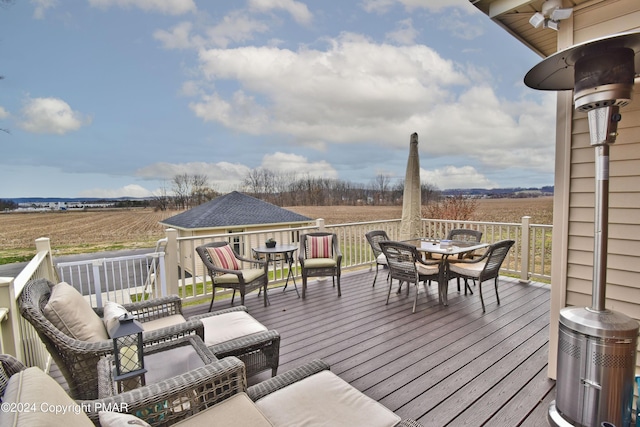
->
[[0, 0, 557, 198]]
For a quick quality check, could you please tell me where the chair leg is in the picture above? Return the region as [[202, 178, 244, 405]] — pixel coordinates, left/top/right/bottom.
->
[[412, 282, 419, 313], [479, 281, 485, 313], [336, 274, 341, 297], [494, 278, 500, 306], [464, 278, 473, 295], [386, 279, 394, 305], [208, 287, 216, 312], [302, 276, 307, 299], [231, 289, 236, 305], [263, 283, 269, 307], [373, 264, 379, 287]]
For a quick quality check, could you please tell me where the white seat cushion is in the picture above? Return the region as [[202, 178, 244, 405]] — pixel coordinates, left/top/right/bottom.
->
[[0, 367, 94, 427], [173, 393, 273, 427], [376, 253, 387, 265], [303, 258, 336, 268], [215, 268, 265, 284], [200, 311, 268, 347], [448, 261, 486, 278], [44, 282, 109, 342], [141, 314, 186, 332], [255, 370, 401, 427], [415, 262, 438, 276]]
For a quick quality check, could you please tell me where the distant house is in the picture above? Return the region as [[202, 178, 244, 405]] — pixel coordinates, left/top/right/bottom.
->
[[160, 191, 313, 275]]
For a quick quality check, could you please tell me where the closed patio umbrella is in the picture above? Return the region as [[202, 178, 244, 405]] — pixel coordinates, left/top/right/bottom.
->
[[399, 132, 422, 241]]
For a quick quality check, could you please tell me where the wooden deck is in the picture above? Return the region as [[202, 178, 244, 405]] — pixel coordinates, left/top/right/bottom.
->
[[185, 268, 557, 427]]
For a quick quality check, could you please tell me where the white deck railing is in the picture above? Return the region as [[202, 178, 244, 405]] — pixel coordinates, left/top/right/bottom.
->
[[0, 216, 551, 367]]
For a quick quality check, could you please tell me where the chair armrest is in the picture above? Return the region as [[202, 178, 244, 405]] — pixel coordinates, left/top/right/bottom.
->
[[81, 356, 247, 427], [446, 249, 489, 265], [247, 359, 330, 401], [93, 295, 184, 320], [141, 319, 205, 343], [207, 330, 280, 357], [0, 354, 26, 377], [235, 254, 268, 270]]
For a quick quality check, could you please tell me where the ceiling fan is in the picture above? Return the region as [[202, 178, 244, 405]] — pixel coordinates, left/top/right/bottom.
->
[[529, 0, 573, 31]]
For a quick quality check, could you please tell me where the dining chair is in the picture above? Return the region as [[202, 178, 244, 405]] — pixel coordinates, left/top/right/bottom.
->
[[196, 242, 269, 310], [365, 230, 390, 287], [446, 239, 515, 312], [379, 240, 441, 313], [298, 232, 342, 299]]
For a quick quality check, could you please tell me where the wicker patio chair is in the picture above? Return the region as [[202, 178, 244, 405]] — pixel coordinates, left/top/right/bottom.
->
[[196, 241, 269, 311], [379, 240, 441, 313], [365, 230, 390, 287], [298, 232, 343, 299], [18, 278, 205, 400], [447, 239, 515, 312]]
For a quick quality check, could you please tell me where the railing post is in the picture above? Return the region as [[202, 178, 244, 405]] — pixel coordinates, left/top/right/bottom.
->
[[165, 228, 179, 296], [92, 260, 104, 308], [34, 237, 56, 281], [0, 277, 22, 360], [316, 218, 325, 231], [520, 216, 531, 283]]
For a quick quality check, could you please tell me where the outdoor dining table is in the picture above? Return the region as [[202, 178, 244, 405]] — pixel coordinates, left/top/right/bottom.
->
[[252, 243, 300, 297], [403, 238, 489, 305]]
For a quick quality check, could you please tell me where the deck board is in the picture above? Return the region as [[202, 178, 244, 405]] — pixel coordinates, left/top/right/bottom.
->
[[184, 269, 555, 426]]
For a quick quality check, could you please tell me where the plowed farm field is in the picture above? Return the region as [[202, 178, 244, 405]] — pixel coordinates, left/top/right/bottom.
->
[[0, 197, 552, 262]]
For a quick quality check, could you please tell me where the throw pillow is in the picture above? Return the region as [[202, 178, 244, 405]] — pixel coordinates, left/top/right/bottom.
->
[[99, 411, 151, 427], [43, 282, 109, 342], [102, 301, 130, 336], [307, 235, 333, 259], [206, 245, 240, 270]]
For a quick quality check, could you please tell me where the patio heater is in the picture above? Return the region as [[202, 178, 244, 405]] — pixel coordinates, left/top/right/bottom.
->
[[525, 31, 640, 427]]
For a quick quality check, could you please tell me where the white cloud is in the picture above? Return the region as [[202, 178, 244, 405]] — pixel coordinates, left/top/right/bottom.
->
[[421, 165, 497, 190], [153, 21, 201, 50], [248, 0, 313, 25], [79, 184, 153, 198], [135, 161, 251, 191], [18, 97, 90, 135], [386, 18, 418, 45], [191, 34, 468, 144], [0, 106, 9, 119], [31, 0, 57, 19], [88, 0, 196, 15], [261, 152, 338, 179], [154, 12, 270, 50]]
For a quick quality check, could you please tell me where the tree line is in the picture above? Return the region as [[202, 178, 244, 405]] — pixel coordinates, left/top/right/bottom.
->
[[150, 169, 444, 211]]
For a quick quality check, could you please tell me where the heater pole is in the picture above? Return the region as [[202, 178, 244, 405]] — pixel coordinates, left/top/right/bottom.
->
[[591, 143, 609, 312]]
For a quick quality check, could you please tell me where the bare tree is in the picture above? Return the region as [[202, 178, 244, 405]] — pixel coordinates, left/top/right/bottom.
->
[[372, 173, 392, 205], [423, 195, 478, 220], [172, 173, 191, 209]]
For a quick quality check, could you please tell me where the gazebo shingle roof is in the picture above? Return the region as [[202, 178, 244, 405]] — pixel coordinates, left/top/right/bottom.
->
[[160, 191, 312, 229]]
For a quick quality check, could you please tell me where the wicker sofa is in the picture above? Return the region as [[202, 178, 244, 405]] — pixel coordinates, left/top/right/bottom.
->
[[18, 278, 280, 400], [0, 354, 424, 427]]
